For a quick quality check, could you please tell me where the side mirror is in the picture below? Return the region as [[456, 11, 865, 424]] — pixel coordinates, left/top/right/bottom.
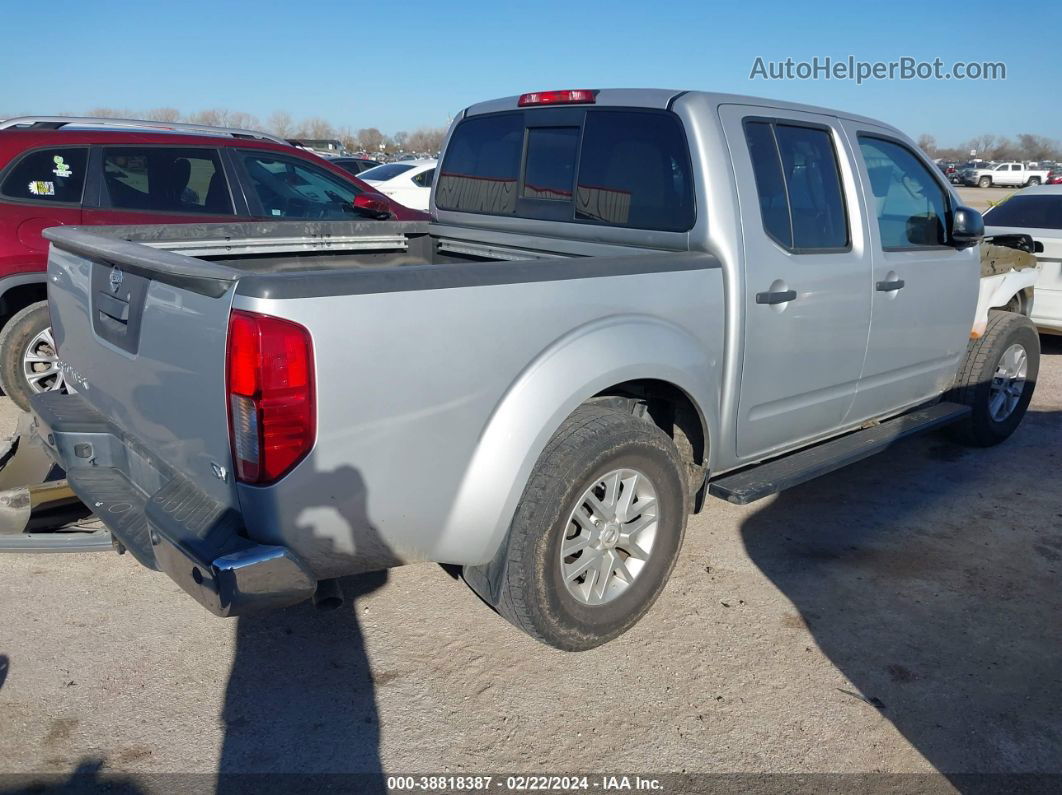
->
[[951, 206, 984, 249], [353, 192, 392, 220]]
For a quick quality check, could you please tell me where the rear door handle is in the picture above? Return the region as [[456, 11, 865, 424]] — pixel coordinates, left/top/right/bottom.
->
[[755, 290, 797, 305], [876, 279, 905, 292]]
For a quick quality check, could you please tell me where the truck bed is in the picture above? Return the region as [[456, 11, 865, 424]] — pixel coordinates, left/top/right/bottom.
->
[[39, 220, 720, 613]]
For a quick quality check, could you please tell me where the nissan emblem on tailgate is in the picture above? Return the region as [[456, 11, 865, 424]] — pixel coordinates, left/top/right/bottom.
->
[[109, 267, 124, 294]]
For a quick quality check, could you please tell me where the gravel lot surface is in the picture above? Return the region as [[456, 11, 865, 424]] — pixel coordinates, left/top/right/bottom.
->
[[0, 333, 1058, 790]]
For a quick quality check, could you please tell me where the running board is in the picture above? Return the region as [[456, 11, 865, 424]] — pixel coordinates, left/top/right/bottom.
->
[[708, 402, 971, 505]]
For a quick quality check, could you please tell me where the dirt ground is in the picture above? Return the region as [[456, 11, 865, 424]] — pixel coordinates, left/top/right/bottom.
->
[[1, 338, 1060, 791]]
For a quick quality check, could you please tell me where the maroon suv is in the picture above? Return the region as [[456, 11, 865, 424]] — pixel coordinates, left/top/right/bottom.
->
[[0, 117, 426, 410]]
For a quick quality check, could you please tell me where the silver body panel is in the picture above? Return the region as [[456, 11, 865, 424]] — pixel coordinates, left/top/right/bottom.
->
[[41, 89, 980, 584]]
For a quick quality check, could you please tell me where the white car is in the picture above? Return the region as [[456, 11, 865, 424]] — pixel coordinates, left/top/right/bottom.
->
[[358, 159, 436, 212], [985, 184, 1062, 333]]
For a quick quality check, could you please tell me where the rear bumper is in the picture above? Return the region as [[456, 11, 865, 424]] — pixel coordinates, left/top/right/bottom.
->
[[30, 392, 316, 616]]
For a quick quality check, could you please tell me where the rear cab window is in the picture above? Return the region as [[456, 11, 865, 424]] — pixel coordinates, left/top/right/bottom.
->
[[437, 108, 695, 232], [1, 147, 88, 204]]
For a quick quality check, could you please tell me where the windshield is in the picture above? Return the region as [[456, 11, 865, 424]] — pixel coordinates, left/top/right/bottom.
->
[[359, 163, 415, 182], [985, 194, 1062, 230]]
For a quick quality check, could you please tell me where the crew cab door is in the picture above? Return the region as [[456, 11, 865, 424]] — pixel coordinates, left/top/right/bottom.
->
[[719, 105, 872, 460], [841, 122, 979, 422]]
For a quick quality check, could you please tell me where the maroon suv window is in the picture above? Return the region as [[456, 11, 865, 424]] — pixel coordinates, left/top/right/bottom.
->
[[1, 148, 87, 204], [101, 147, 235, 215]]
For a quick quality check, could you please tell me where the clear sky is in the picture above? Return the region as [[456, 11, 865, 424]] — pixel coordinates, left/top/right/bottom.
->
[[3, 0, 1060, 146]]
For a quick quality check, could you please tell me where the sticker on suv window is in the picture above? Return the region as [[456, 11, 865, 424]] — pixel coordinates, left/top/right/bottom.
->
[[52, 155, 72, 178], [28, 180, 55, 196]]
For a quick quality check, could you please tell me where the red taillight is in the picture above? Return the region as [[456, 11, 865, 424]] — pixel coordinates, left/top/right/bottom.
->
[[517, 89, 596, 107], [227, 310, 316, 485]]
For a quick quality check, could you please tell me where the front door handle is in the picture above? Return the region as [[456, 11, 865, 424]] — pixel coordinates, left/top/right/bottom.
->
[[876, 279, 905, 292], [755, 289, 797, 305]]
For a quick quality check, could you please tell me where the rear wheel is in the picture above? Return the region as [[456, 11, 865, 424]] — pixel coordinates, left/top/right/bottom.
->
[[946, 310, 1039, 446], [0, 301, 65, 413], [1027, 177, 1042, 186], [476, 405, 689, 651]]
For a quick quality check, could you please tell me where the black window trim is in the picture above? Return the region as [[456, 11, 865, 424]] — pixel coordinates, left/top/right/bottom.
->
[[0, 144, 90, 209], [742, 115, 852, 255], [855, 131, 955, 253], [438, 106, 698, 233], [95, 142, 239, 218]]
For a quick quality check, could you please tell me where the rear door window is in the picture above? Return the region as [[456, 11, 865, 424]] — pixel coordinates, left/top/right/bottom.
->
[[743, 120, 849, 251], [101, 147, 234, 214], [411, 168, 435, 188], [1, 147, 87, 204]]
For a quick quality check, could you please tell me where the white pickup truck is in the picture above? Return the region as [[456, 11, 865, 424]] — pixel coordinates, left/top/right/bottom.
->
[[964, 162, 1051, 188], [31, 89, 1041, 650]]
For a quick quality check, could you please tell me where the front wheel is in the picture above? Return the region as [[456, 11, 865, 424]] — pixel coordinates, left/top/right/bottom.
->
[[946, 310, 1039, 447], [978, 176, 992, 188], [475, 405, 689, 651], [0, 301, 66, 413]]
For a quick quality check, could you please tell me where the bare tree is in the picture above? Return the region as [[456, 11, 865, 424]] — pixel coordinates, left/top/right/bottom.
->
[[357, 127, 386, 152], [406, 127, 447, 155], [298, 117, 336, 140], [145, 107, 181, 122], [186, 109, 223, 127], [336, 126, 358, 153], [85, 107, 134, 119], [1016, 133, 1058, 162], [916, 134, 937, 156], [268, 110, 295, 138], [218, 110, 262, 131]]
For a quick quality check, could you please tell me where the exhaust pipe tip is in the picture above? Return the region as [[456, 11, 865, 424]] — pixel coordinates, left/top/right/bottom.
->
[[312, 578, 344, 611]]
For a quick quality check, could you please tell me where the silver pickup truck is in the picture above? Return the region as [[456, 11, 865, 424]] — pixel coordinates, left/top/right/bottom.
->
[[33, 89, 1040, 650]]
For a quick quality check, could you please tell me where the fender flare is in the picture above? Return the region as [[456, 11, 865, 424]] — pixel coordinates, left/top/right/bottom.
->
[[438, 313, 719, 565]]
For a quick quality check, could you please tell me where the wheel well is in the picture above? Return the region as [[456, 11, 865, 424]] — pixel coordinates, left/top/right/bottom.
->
[[0, 282, 47, 329], [1003, 287, 1033, 317], [589, 379, 709, 511]]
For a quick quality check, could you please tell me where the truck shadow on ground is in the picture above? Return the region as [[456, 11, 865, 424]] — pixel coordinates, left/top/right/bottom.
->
[[739, 400, 1062, 777], [217, 571, 388, 793], [217, 461, 394, 792]]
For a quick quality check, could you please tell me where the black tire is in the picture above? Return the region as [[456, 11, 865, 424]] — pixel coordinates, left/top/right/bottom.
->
[[476, 405, 689, 651], [1027, 177, 1041, 186], [978, 176, 992, 188], [946, 310, 1039, 447], [0, 301, 61, 413]]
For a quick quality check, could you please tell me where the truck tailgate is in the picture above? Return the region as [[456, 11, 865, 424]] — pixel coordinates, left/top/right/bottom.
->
[[44, 227, 238, 509]]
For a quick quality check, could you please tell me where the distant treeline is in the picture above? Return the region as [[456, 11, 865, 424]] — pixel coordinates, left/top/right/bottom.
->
[[917, 132, 1062, 162], [26, 107, 448, 155]]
